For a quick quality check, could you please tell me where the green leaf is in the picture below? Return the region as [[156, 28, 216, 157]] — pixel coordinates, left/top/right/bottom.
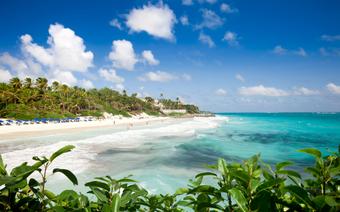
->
[[111, 193, 121, 212], [276, 161, 294, 171], [229, 188, 248, 212], [85, 181, 110, 191], [195, 172, 217, 179], [284, 185, 315, 209], [0, 155, 7, 175], [299, 148, 321, 158], [44, 189, 56, 200], [90, 187, 108, 202], [49, 145, 75, 162], [277, 170, 301, 179], [175, 187, 189, 195], [53, 168, 78, 185]]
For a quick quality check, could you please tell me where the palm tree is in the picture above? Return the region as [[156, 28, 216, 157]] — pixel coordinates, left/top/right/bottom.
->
[[52, 81, 60, 91], [35, 77, 48, 91], [9, 77, 22, 91], [23, 77, 33, 89]]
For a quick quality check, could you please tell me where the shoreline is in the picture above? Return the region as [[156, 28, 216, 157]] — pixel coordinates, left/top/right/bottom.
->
[[0, 116, 176, 140]]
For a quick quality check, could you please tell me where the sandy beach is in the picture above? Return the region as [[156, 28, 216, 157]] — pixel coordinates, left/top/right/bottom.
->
[[0, 116, 171, 140]]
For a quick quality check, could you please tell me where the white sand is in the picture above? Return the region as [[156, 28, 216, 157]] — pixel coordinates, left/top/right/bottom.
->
[[0, 116, 170, 140]]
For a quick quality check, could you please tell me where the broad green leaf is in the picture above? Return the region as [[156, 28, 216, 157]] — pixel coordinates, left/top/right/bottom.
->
[[229, 188, 248, 212], [299, 148, 321, 158], [85, 180, 110, 191], [175, 187, 189, 195], [44, 189, 56, 200], [277, 170, 301, 179], [284, 185, 315, 209], [195, 172, 217, 179], [91, 187, 108, 202], [49, 145, 75, 162], [0, 155, 7, 175], [111, 193, 121, 212], [53, 168, 78, 185], [276, 161, 294, 171]]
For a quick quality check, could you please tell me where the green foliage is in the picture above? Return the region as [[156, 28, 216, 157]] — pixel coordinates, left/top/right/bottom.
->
[[2, 77, 197, 119], [0, 146, 339, 211]]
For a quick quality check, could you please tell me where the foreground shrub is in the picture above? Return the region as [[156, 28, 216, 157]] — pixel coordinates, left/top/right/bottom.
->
[[0, 146, 339, 211]]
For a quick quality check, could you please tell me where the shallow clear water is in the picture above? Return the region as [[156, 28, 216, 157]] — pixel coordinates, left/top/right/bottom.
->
[[1, 113, 339, 194]]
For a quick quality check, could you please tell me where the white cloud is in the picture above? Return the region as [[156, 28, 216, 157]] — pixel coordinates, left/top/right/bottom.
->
[[99, 68, 124, 84], [235, 74, 245, 82], [0, 68, 13, 82], [115, 83, 125, 91], [273, 45, 308, 57], [326, 83, 340, 94], [220, 3, 237, 13], [199, 32, 215, 47], [222, 31, 239, 46], [196, 9, 223, 29], [180, 15, 189, 25], [273, 45, 287, 55], [215, 88, 227, 96], [23, 23, 93, 72], [142, 50, 160, 65], [182, 73, 192, 80], [321, 34, 340, 42], [0, 23, 93, 87], [319, 47, 340, 57], [50, 70, 78, 86], [138, 71, 177, 82], [293, 87, 320, 95], [80, 79, 94, 89], [239, 85, 289, 97], [109, 19, 122, 30], [182, 0, 193, 5], [294, 48, 307, 57], [126, 3, 176, 40], [109, 40, 138, 71]]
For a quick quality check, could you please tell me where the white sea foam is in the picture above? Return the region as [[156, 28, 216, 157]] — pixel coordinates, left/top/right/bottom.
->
[[2, 116, 227, 176]]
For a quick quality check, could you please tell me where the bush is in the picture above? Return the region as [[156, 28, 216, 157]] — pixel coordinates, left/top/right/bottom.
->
[[0, 146, 339, 211]]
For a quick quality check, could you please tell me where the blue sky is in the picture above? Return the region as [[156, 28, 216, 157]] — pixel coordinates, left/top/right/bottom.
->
[[1, 0, 340, 112]]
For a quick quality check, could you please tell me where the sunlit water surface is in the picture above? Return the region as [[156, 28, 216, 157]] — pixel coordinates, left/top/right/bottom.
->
[[1, 113, 339, 194]]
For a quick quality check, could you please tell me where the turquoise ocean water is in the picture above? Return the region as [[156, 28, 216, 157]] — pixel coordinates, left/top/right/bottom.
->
[[1, 113, 339, 194]]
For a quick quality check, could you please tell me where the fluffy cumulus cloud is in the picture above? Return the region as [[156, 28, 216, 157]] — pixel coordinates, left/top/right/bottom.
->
[[196, 9, 223, 29], [180, 15, 189, 25], [321, 34, 340, 42], [109, 40, 138, 71], [235, 74, 245, 82], [326, 83, 340, 94], [109, 19, 122, 30], [215, 88, 227, 96], [99, 68, 124, 84], [0, 68, 13, 82], [199, 32, 215, 47], [80, 79, 94, 89], [0, 23, 95, 86], [126, 3, 176, 40], [142, 50, 160, 65], [222, 31, 239, 46], [239, 85, 289, 97], [293, 87, 320, 95], [138, 71, 177, 82]]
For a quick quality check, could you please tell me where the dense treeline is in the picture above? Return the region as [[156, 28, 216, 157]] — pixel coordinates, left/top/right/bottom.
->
[[0, 77, 199, 119], [0, 146, 338, 211]]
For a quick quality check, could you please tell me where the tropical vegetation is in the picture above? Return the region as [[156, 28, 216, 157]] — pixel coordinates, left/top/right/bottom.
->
[[0, 77, 199, 119], [0, 145, 338, 211]]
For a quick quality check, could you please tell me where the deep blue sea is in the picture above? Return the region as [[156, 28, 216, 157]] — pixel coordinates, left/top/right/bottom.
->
[[1, 113, 339, 193]]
